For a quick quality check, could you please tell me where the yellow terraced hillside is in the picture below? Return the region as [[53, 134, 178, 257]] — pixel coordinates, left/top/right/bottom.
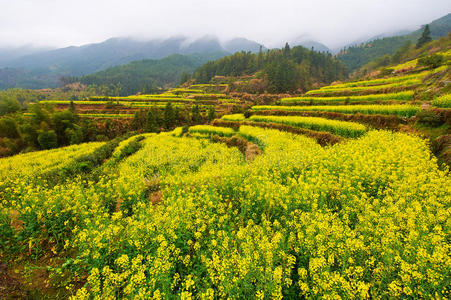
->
[[1, 127, 449, 298]]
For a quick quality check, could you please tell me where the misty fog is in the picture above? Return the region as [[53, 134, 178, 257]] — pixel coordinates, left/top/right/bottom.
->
[[0, 0, 450, 50]]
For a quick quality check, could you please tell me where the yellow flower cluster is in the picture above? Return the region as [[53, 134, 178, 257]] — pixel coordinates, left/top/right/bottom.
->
[[1, 126, 449, 299]]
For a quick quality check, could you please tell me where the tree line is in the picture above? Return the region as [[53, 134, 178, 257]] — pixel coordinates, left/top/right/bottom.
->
[[0, 92, 217, 157], [193, 44, 349, 93]]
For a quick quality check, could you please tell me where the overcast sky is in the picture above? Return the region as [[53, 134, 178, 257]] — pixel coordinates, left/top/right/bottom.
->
[[0, 0, 450, 49]]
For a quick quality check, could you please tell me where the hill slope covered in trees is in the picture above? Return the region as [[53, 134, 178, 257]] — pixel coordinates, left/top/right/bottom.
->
[[71, 53, 227, 95], [193, 45, 348, 93], [337, 13, 451, 71]]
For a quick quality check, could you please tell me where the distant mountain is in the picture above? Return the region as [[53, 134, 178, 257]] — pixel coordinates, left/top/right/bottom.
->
[[222, 38, 266, 53], [288, 36, 331, 53], [75, 53, 227, 95], [337, 13, 451, 71], [0, 36, 265, 90], [0, 45, 52, 66]]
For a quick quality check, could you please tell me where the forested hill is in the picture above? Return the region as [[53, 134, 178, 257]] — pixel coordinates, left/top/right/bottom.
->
[[70, 53, 226, 96], [337, 13, 451, 71], [193, 45, 348, 93]]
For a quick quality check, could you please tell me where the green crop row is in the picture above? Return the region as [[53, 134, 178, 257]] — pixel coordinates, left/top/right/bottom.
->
[[91, 94, 182, 100], [171, 88, 204, 94], [221, 114, 246, 121], [252, 104, 420, 117], [305, 79, 421, 95], [80, 114, 134, 118], [40, 100, 188, 106], [189, 84, 228, 88], [188, 125, 236, 137], [281, 91, 415, 105], [316, 72, 427, 89], [249, 115, 367, 137]]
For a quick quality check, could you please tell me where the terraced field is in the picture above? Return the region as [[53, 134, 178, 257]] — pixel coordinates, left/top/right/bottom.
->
[[40, 84, 239, 118], [281, 91, 415, 105], [235, 64, 450, 141], [2, 125, 449, 298], [2, 44, 450, 299], [252, 104, 420, 117]]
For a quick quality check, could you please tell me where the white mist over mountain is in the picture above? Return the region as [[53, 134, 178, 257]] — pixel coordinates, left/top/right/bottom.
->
[[0, 0, 449, 49]]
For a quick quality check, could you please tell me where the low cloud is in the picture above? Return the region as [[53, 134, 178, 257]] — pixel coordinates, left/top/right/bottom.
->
[[0, 0, 449, 49]]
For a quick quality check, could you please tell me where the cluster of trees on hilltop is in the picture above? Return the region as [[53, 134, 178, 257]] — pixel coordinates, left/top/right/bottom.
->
[[193, 44, 348, 93]]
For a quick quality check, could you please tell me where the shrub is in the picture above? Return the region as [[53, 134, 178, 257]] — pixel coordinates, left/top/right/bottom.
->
[[418, 54, 444, 69], [380, 68, 394, 76], [415, 110, 443, 126], [38, 130, 58, 149]]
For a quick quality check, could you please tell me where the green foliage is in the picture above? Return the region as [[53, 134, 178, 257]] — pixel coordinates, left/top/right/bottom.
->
[[65, 125, 84, 145], [163, 103, 176, 129], [264, 58, 299, 93], [338, 13, 451, 71], [192, 105, 202, 123], [415, 109, 443, 126], [431, 94, 451, 108], [379, 68, 394, 76], [416, 24, 432, 48], [37, 130, 58, 149], [418, 54, 444, 69], [207, 106, 216, 122], [0, 95, 22, 116], [391, 40, 412, 64], [0, 117, 20, 138], [145, 109, 160, 132], [193, 46, 348, 92], [76, 54, 225, 96]]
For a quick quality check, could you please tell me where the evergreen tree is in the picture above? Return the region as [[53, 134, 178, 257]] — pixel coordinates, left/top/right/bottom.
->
[[207, 106, 216, 122], [163, 102, 176, 129], [132, 109, 146, 130], [257, 45, 263, 69], [69, 100, 76, 113], [145, 109, 159, 132], [391, 40, 412, 63], [283, 42, 291, 57], [180, 72, 191, 85], [191, 105, 202, 123], [37, 130, 58, 149], [416, 24, 432, 48], [264, 59, 299, 93]]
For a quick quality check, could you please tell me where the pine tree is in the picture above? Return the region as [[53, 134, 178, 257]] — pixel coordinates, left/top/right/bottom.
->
[[416, 24, 432, 48], [192, 105, 202, 123], [283, 42, 291, 57], [207, 106, 216, 122], [180, 72, 191, 85], [163, 102, 175, 129], [145, 109, 159, 132], [69, 100, 76, 113]]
